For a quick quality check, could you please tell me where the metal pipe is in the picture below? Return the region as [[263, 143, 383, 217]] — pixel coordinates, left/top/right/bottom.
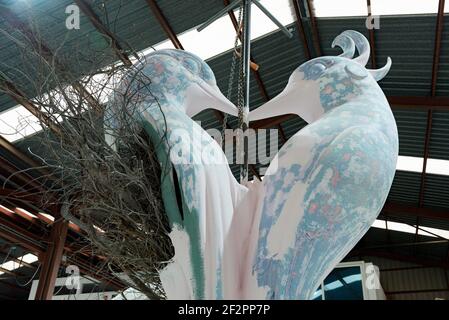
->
[[239, 0, 251, 183], [197, 0, 241, 32], [252, 0, 292, 38]]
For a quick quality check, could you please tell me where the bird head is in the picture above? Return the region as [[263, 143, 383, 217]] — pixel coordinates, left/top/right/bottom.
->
[[127, 49, 237, 118], [249, 30, 392, 123]]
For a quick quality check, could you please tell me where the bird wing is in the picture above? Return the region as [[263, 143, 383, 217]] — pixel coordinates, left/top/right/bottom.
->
[[241, 124, 396, 299]]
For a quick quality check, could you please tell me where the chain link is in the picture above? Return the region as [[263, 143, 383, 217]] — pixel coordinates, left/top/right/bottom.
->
[[222, 2, 244, 147]]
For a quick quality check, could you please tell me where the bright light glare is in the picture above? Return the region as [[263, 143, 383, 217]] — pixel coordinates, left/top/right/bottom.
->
[[371, 0, 442, 15], [371, 219, 449, 239], [16, 207, 38, 219], [313, 0, 367, 17], [427, 158, 449, 176], [0, 253, 38, 275], [313, 0, 449, 17], [396, 155, 423, 172], [396, 155, 449, 176], [178, 0, 295, 60], [0, 105, 42, 142]]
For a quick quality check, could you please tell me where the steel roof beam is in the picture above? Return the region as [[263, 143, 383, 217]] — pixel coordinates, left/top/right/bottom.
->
[[292, 0, 312, 60], [0, 79, 62, 136], [348, 249, 449, 270], [34, 219, 68, 300], [74, 0, 133, 67], [0, 136, 51, 178], [145, 0, 184, 50], [250, 96, 449, 129], [383, 201, 449, 221], [418, 0, 446, 209], [366, 0, 376, 68], [305, 0, 322, 57]]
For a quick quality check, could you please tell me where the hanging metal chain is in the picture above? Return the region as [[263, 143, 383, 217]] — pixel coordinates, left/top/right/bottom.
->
[[237, 1, 249, 183], [222, 2, 244, 147]]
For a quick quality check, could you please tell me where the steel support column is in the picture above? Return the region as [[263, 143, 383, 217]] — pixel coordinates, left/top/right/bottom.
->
[[34, 219, 68, 300]]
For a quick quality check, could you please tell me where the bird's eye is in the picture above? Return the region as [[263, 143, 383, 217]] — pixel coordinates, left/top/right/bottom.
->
[[309, 62, 326, 76]]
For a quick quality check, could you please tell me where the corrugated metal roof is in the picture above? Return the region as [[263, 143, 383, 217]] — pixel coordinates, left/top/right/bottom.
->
[[437, 15, 449, 96], [375, 15, 436, 97], [393, 108, 428, 158], [381, 267, 447, 292], [423, 173, 449, 209], [0, 0, 225, 113], [387, 170, 422, 206], [429, 111, 449, 160]]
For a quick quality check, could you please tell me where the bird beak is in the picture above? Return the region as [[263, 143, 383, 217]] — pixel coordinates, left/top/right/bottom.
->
[[248, 72, 324, 124], [185, 81, 238, 118]]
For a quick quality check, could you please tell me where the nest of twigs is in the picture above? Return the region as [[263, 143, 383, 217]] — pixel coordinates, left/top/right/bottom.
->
[[0, 17, 175, 298]]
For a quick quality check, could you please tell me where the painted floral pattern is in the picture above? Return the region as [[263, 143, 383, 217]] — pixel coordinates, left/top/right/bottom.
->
[[253, 54, 398, 299], [106, 31, 398, 300]]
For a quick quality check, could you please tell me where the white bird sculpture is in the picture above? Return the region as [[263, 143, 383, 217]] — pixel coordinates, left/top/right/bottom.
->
[[106, 30, 398, 300]]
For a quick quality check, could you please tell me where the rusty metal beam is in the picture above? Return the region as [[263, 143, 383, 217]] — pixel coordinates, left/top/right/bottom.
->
[[388, 96, 449, 110], [0, 213, 46, 254], [0, 136, 49, 176], [349, 249, 449, 270], [0, 188, 59, 215], [34, 219, 68, 300], [0, 157, 49, 194], [0, 6, 103, 114], [419, 111, 433, 207], [366, 0, 376, 68], [0, 79, 62, 136], [74, 0, 132, 66], [0, 207, 124, 290], [250, 96, 449, 129], [418, 0, 445, 209], [292, 0, 312, 60], [385, 288, 449, 295], [145, 0, 184, 50], [305, 0, 322, 56], [382, 201, 449, 221]]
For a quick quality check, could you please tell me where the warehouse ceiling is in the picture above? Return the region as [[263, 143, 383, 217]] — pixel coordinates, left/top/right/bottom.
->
[[0, 0, 449, 299]]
